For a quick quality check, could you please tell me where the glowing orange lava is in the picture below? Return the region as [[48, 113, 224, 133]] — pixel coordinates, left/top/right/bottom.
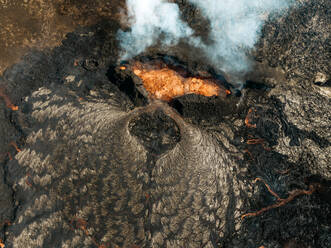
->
[[131, 61, 230, 101], [0, 87, 18, 111]]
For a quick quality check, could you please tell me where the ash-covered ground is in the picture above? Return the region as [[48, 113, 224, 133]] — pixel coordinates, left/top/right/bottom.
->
[[0, 1, 330, 248]]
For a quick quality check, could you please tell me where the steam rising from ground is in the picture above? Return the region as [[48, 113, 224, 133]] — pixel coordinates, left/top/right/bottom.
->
[[117, 0, 194, 60], [189, 0, 292, 74], [118, 0, 293, 75]]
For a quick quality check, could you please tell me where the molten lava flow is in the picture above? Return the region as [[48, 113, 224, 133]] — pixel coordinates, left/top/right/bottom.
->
[[247, 138, 271, 151], [131, 61, 230, 101], [10, 141, 21, 153], [0, 87, 18, 111], [241, 178, 319, 219]]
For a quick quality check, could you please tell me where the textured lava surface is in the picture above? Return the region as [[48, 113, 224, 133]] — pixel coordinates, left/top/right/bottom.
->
[[0, 1, 330, 248]]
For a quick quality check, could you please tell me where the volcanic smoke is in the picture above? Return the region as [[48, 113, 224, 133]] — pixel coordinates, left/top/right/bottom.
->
[[118, 0, 293, 76], [117, 0, 195, 60]]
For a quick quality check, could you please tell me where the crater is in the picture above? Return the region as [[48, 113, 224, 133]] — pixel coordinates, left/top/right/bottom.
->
[[129, 109, 181, 155], [107, 54, 241, 124]]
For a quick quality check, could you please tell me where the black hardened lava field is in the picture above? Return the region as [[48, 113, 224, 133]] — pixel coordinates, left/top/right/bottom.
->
[[0, 1, 330, 248]]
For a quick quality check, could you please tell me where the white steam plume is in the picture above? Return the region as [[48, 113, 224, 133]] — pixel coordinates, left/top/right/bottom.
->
[[188, 0, 292, 74], [117, 0, 195, 60], [118, 0, 293, 75]]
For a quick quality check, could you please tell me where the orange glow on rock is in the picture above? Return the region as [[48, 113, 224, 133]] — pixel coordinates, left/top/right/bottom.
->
[[10, 141, 21, 153], [245, 108, 257, 128], [0, 87, 18, 111], [131, 61, 229, 101], [0, 239, 5, 248], [241, 179, 318, 219]]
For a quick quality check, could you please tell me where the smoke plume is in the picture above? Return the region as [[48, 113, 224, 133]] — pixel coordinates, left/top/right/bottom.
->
[[117, 0, 195, 60], [118, 0, 293, 75], [188, 0, 292, 74]]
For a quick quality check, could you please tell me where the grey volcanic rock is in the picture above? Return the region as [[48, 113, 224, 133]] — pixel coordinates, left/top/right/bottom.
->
[[255, 0, 330, 85], [269, 83, 331, 180], [4, 84, 245, 248], [0, 0, 330, 247], [254, 0, 331, 180], [6, 85, 147, 247]]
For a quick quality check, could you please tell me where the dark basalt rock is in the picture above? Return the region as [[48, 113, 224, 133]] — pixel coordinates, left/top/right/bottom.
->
[[0, 165, 13, 243], [0, 1, 330, 248], [107, 65, 148, 107], [255, 0, 330, 85]]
